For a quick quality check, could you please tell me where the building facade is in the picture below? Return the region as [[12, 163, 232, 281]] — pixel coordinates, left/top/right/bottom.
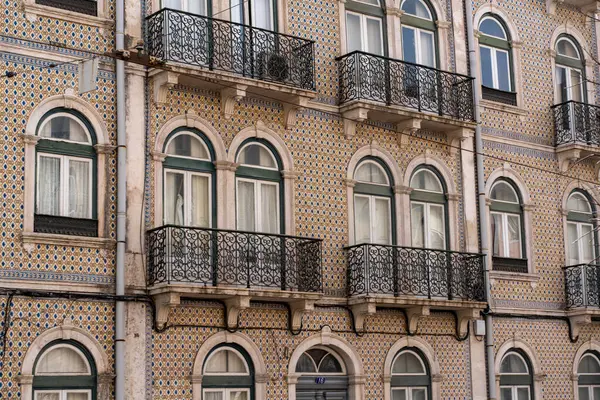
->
[[1, 0, 600, 398]]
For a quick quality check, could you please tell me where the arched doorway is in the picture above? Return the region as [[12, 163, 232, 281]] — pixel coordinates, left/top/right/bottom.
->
[[295, 347, 349, 400]]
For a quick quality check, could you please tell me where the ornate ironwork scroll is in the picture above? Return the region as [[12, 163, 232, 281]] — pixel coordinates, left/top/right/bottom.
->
[[564, 264, 600, 308], [552, 101, 600, 146]]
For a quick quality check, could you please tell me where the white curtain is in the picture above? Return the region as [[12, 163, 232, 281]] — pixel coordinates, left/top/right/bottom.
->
[[253, 0, 272, 30], [230, 0, 243, 23], [411, 203, 425, 248], [500, 388, 512, 400], [571, 69, 583, 102], [556, 66, 568, 103], [66, 393, 89, 400], [346, 13, 362, 53], [507, 215, 521, 258], [68, 159, 90, 219], [237, 181, 256, 231], [419, 31, 435, 67], [35, 394, 60, 400], [163, 0, 183, 10], [428, 204, 445, 249], [191, 175, 209, 228], [366, 18, 383, 55], [373, 198, 390, 244], [412, 388, 427, 400], [38, 156, 61, 216], [581, 224, 594, 263], [516, 387, 530, 400], [36, 346, 88, 374], [491, 213, 503, 257], [165, 171, 185, 225], [230, 391, 249, 400], [204, 392, 224, 400], [354, 196, 371, 244], [260, 183, 278, 234]]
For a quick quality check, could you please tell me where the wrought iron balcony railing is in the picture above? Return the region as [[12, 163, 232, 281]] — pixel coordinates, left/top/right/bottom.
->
[[146, 8, 315, 90], [564, 264, 600, 308], [346, 244, 485, 301], [336, 51, 475, 122], [36, 0, 97, 15], [552, 101, 600, 146], [147, 225, 322, 292]]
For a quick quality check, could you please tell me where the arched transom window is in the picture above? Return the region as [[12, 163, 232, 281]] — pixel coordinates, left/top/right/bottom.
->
[[410, 167, 447, 250], [566, 191, 596, 266], [555, 36, 585, 104], [391, 349, 430, 400], [296, 347, 347, 374], [33, 342, 96, 400], [499, 351, 533, 400], [478, 15, 513, 96], [578, 352, 600, 400], [203, 345, 253, 400], [295, 347, 349, 400]]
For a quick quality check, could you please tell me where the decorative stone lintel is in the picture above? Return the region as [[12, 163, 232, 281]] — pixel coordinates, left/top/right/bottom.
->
[[546, 48, 557, 58], [221, 85, 248, 119], [406, 306, 430, 333], [152, 151, 168, 163], [534, 373, 547, 382], [214, 160, 238, 171], [289, 299, 315, 331], [387, 7, 404, 17], [436, 20, 451, 29], [446, 127, 474, 156], [344, 178, 357, 188], [510, 40, 523, 49], [349, 374, 367, 385], [446, 193, 461, 202], [224, 296, 251, 329], [342, 108, 369, 139], [190, 374, 203, 384], [394, 184, 413, 195], [97, 373, 115, 384], [521, 203, 536, 212], [18, 374, 34, 385], [255, 373, 270, 384], [383, 374, 392, 383], [94, 144, 117, 155], [431, 373, 444, 383], [396, 118, 421, 148], [571, 373, 579, 382], [456, 309, 480, 336], [569, 313, 592, 338], [282, 170, 301, 180], [153, 71, 179, 104], [350, 302, 376, 332], [21, 134, 40, 145], [154, 292, 181, 329], [21, 231, 115, 254]]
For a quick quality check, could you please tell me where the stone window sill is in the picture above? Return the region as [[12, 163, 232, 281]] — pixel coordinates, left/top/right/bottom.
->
[[23, 3, 112, 30], [480, 99, 528, 117], [21, 231, 115, 250], [489, 270, 540, 286]]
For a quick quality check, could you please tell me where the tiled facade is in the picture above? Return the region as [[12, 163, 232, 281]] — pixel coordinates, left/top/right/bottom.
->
[[3, 0, 600, 398]]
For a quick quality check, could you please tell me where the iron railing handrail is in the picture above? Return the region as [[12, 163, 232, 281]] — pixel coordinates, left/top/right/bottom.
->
[[147, 224, 322, 242], [335, 50, 475, 81], [551, 100, 600, 146], [562, 263, 600, 270], [344, 242, 483, 257], [564, 263, 600, 308], [551, 100, 600, 110]]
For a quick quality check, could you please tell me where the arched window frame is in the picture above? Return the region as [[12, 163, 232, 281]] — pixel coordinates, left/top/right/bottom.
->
[[342, 0, 386, 56], [408, 165, 449, 250], [390, 348, 431, 400], [399, 0, 439, 68], [495, 339, 544, 400], [478, 15, 513, 90], [161, 127, 217, 228], [32, 340, 97, 400], [295, 346, 348, 375], [202, 343, 255, 400], [499, 350, 534, 400], [565, 189, 598, 266], [553, 35, 587, 105], [574, 342, 600, 400], [34, 108, 99, 237], [234, 138, 285, 234], [578, 352, 600, 400], [352, 157, 396, 245], [473, 5, 524, 109]]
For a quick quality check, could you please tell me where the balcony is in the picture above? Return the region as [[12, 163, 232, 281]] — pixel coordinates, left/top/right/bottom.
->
[[146, 8, 316, 124], [552, 101, 600, 171], [147, 225, 323, 329], [345, 244, 486, 333], [336, 51, 476, 142], [564, 264, 600, 336]]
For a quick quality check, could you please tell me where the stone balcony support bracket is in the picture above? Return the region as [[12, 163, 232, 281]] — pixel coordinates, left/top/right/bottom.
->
[[350, 302, 377, 332], [342, 107, 369, 139], [405, 306, 430, 333], [568, 312, 593, 338], [154, 292, 181, 329], [289, 300, 316, 331], [283, 96, 310, 130], [221, 85, 248, 119], [556, 144, 600, 172], [456, 308, 480, 336], [153, 71, 180, 104], [224, 296, 251, 329], [447, 127, 474, 156], [396, 118, 422, 148]]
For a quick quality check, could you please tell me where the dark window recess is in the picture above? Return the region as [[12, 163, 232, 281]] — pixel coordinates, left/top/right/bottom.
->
[[492, 257, 528, 274], [482, 86, 518, 106], [34, 214, 98, 237], [35, 0, 97, 16]]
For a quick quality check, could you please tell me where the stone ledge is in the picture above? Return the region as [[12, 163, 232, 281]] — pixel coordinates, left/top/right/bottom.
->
[[21, 231, 116, 250], [23, 3, 113, 29], [489, 270, 540, 284], [480, 99, 528, 117]]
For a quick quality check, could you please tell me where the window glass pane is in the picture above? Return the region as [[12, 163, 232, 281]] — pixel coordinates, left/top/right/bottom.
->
[[429, 204, 445, 250], [165, 171, 185, 225], [163, 0, 183, 10], [166, 134, 209, 159], [516, 387, 530, 400], [373, 198, 391, 245], [507, 215, 522, 258], [346, 13, 363, 53], [580, 387, 591, 400], [355, 162, 388, 184], [500, 387, 513, 400], [402, 27, 417, 64], [579, 355, 600, 373], [491, 182, 518, 203], [36, 346, 89, 374], [410, 170, 442, 192], [412, 388, 427, 400], [41, 116, 89, 143], [227, 350, 248, 373], [419, 31, 435, 67], [206, 350, 227, 373], [392, 351, 425, 374], [319, 354, 344, 373], [366, 18, 384, 56], [571, 69, 583, 102], [479, 18, 507, 39], [229, 391, 248, 400], [253, 0, 272, 30], [237, 181, 256, 231], [230, 0, 242, 23], [35, 393, 60, 400], [38, 156, 61, 216], [401, 0, 431, 19], [204, 391, 224, 400], [188, 0, 206, 15], [238, 144, 276, 169], [260, 183, 279, 234], [556, 66, 568, 103], [557, 39, 580, 59], [296, 353, 317, 373], [593, 387, 600, 399], [480, 47, 494, 88], [500, 353, 528, 374], [392, 389, 407, 400], [568, 193, 592, 214], [411, 203, 425, 248], [568, 223, 581, 265], [355, 196, 371, 244], [191, 175, 210, 227], [68, 159, 90, 219], [496, 50, 510, 91], [581, 224, 595, 264], [491, 213, 504, 257], [66, 393, 89, 400]]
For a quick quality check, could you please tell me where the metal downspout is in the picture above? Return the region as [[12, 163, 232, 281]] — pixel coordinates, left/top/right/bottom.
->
[[464, 0, 496, 398], [115, 0, 126, 397]]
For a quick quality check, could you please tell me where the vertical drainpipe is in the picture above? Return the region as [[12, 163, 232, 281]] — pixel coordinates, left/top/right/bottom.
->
[[115, 0, 126, 397], [464, 0, 496, 398]]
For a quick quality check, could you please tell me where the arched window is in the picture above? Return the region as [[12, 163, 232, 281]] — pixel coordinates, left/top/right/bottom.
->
[[499, 351, 533, 400], [566, 191, 596, 266], [479, 14, 514, 103], [489, 179, 526, 273], [353, 158, 394, 245], [35, 109, 98, 237], [578, 352, 600, 399], [410, 167, 447, 250], [390, 349, 431, 400], [235, 140, 283, 234], [33, 341, 96, 399], [555, 36, 585, 104], [401, 0, 437, 68], [162, 129, 215, 227], [295, 347, 348, 399], [344, 0, 385, 55], [203, 345, 254, 400]]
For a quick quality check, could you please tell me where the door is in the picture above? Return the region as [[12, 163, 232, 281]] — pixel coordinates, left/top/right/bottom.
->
[[556, 65, 584, 138], [296, 376, 349, 400], [568, 221, 596, 306], [162, 0, 210, 65], [402, 26, 437, 112]]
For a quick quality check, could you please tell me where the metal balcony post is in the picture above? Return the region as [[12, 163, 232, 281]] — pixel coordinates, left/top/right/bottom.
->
[[446, 252, 453, 300], [366, 244, 370, 296], [392, 246, 399, 297], [280, 236, 287, 291]]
